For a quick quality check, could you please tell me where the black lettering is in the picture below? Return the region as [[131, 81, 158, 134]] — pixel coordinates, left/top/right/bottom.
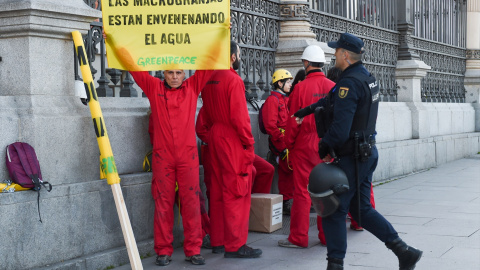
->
[[134, 0, 141, 5], [203, 13, 209, 23], [167, 0, 174, 4], [184, 33, 190, 44], [195, 14, 202, 24], [136, 15, 142, 25], [161, 33, 167, 44], [219, 12, 225, 23], [161, 14, 167, 24], [173, 14, 180, 24], [145, 33, 151, 45], [188, 14, 194, 24]]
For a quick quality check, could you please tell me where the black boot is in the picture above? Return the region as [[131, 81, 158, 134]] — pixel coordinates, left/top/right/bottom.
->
[[326, 258, 344, 270], [386, 238, 423, 270]]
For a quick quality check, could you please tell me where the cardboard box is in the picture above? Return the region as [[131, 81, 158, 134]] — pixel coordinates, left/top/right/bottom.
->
[[249, 193, 283, 233]]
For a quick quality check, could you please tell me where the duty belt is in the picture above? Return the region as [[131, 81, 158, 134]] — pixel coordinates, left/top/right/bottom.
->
[[335, 137, 375, 157]]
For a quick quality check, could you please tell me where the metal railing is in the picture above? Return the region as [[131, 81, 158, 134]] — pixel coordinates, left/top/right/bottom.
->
[[309, 1, 399, 102], [309, 0, 397, 30], [412, 0, 467, 102], [77, 0, 468, 103]]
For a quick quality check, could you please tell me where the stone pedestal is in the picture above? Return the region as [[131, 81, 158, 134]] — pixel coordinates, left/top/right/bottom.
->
[[466, 3, 480, 131], [395, 59, 431, 138], [275, 0, 334, 76]]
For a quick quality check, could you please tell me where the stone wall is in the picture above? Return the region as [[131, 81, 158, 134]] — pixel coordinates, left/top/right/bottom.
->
[[1, 98, 479, 269]]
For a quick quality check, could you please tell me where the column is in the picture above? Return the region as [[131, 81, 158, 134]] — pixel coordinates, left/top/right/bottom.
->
[[465, 1, 480, 131], [395, 0, 432, 138], [275, 0, 334, 77]]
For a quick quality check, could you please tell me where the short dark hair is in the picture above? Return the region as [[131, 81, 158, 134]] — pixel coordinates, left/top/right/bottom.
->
[[326, 67, 342, 83], [231, 40, 238, 57], [310, 62, 324, 68]]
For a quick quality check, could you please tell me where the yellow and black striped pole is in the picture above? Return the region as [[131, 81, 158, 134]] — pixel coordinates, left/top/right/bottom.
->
[[72, 31, 143, 270]]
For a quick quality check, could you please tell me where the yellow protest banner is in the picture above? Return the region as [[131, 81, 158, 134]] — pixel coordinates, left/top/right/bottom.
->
[[102, 0, 231, 71]]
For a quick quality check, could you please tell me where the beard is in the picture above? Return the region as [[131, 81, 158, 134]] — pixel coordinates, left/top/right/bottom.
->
[[232, 58, 240, 70]]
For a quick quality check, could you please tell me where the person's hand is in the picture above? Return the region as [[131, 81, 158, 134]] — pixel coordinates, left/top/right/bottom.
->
[[318, 141, 330, 160], [293, 116, 304, 125], [102, 30, 107, 40]]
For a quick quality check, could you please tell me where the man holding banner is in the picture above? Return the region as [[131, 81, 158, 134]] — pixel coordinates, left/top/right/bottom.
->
[[130, 68, 214, 266], [200, 41, 263, 259], [101, 0, 231, 266]]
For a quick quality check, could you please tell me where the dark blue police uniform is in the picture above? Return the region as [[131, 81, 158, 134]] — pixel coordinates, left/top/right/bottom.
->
[[320, 61, 399, 260], [294, 32, 422, 270]]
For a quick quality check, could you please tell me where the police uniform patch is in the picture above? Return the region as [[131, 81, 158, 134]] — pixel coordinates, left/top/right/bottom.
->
[[338, 87, 349, 98]]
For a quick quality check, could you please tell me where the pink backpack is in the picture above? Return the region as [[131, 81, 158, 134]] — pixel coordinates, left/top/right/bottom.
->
[[6, 142, 52, 222]]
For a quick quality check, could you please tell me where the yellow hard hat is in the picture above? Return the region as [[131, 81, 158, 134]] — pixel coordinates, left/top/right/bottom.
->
[[272, 69, 293, 84]]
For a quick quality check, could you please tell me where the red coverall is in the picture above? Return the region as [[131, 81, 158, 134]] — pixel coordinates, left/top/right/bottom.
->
[[285, 71, 335, 247], [262, 90, 294, 200], [251, 155, 274, 193], [131, 70, 213, 257], [196, 106, 274, 197], [201, 68, 255, 252]]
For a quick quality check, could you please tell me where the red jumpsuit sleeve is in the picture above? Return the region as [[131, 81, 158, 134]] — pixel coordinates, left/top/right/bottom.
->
[[129, 71, 158, 98], [195, 107, 211, 144], [262, 96, 286, 151], [285, 88, 301, 150], [188, 70, 215, 96], [229, 78, 255, 149]]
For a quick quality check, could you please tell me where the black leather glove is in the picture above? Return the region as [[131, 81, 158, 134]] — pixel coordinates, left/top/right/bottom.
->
[[294, 105, 314, 118], [318, 141, 330, 159]]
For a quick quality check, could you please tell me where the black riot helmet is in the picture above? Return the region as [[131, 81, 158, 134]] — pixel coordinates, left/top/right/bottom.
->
[[308, 163, 349, 217]]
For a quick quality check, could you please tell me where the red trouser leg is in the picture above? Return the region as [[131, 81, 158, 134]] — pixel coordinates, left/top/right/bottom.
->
[[317, 216, 326, 245], [199, 191, 210, 237], [208, 148, 225, 248], [210, 134, 253, 252], [202, 145, 212, 201], [349, 183, 375, 228], [288, 139, 325, 247], [152, 162, 177, 256], [278, 157, 294, 200], [251, 154, 274, 193], [176, 156, 203, 257]]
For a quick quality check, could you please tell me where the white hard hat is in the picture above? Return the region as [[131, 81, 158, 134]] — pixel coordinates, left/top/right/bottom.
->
[[301, 45, 326, 63]]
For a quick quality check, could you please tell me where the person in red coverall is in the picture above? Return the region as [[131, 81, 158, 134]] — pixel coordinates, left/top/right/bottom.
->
[[196, 107, 274, 198], [278, 45, 335, 248], [130, 68, 215, 266], [262, 69, 295, 214], [200, 40, 263, 259]]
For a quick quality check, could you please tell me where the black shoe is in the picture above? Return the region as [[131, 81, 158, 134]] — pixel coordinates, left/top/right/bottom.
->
[[326, 258, 344, 270], [212, 245, 225, 254], [283, 199, 293, 215], [185, 254, 206, 265], [386, 238, 423, 270], [224, 244, 262, 258], [155, 255, 172, 266], [202, 234, 212, 249]]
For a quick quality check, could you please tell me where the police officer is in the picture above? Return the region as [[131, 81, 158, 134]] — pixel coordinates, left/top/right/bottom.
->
[[294, 33, 422, 270]]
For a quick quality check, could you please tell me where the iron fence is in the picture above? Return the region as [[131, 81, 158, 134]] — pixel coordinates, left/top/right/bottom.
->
[[77, 0, 468, 103], [309, 1, 399, 102], [309, 0, 397, 30], [412, 0, 467, 102]]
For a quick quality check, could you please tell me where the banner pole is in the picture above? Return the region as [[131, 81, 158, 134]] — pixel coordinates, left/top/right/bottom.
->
[[72, 31, 143, 270]]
